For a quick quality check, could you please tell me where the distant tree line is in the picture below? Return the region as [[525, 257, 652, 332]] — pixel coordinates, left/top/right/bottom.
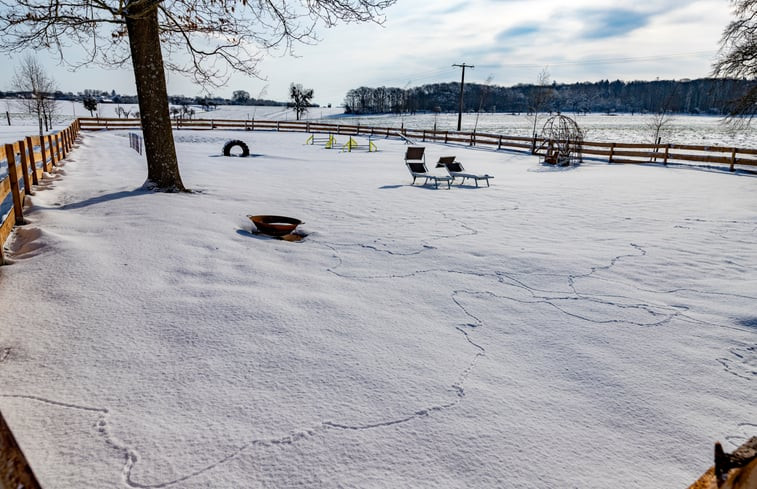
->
[[344, 78, 757, 116], [0, 89, 288, 107]]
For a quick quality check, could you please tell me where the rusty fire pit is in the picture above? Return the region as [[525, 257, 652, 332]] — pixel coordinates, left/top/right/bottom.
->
[[248, 215, 303, 237]]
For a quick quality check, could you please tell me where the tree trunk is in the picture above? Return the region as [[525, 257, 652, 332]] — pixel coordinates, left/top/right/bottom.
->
[[124, 2, 185, 192]]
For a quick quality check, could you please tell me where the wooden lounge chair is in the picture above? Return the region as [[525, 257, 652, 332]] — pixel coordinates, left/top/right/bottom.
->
[[405, 147, 452, 189], [436, 156, 493, 187]]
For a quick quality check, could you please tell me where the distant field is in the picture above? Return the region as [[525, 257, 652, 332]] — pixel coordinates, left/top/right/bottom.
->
[[1, 99, 755, 148]]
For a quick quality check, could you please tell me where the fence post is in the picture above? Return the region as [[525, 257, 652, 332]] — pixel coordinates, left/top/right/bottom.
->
[[47, 135, 57, 167], [445, 131, 449, 144], [60, 131, 67, 160], [498, 135, 502, 150], [25, 137, 38, 185], [531, 132, 537, 154], [470, 132, 475, 147], [56, 134, 63, 160], [16, 141, 32, 195], [422, 130, 426, 142], [39, 135, 49, 172], [664, 143, 670, 166], [5, 144, 24, 225], [730, 147, 737, 172], [609, 143, 615, 164]]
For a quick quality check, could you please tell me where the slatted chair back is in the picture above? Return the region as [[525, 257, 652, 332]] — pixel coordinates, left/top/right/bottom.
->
[[405, 146, 425, 163]]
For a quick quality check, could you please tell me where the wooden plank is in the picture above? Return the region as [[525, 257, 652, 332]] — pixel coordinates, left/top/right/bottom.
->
[[582, 148, 614, 157], [0, 202, 14, 264], [667, 152, 732, 165], [5, 144, 24, 224], [47, 135, 56, 167], [16, 140, 31, 195], [610, 158, 653, 164], [0, 410, 43, 488], [0, 176, 9, 202], [25, 137, 39, 186], [734, 157, 757, 167], [611, 149, 666, 159], [669, 143, 742, 153], [40, 134, 49, 173], [0, 210, 14, 251]]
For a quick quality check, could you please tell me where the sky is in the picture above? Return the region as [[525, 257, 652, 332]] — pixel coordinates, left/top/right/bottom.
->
[[0, 0, 734, 107]]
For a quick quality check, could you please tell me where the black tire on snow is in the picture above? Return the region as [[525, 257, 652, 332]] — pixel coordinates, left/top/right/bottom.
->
[[223, 140, 250, 157]]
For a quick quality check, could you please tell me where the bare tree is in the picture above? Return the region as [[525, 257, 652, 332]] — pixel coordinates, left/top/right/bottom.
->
[[116, 106, 132, 118], [41, 92, 58, 131], [0, 0, 395, 191], [529, 67, 555, 150], [289, 84, 314, 121], [473, 75, 494, 133], [713, 0, 757, 124], [11, 55, 57, 138], [646, 86, 677, 159]]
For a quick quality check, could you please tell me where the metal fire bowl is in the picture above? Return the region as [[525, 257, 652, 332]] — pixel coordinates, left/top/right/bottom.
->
[[248, 215, 302, 237]]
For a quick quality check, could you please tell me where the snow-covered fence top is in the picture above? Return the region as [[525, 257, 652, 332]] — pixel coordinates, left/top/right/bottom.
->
[[78, 117, 757, 172], [0, 120, 80, 264]]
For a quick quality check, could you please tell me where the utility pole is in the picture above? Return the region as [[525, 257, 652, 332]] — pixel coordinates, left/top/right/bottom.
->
[[453, 62, 474, 131]]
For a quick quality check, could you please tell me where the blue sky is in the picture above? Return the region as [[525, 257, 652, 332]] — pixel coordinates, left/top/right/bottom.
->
[[0, 0, 732, 106]]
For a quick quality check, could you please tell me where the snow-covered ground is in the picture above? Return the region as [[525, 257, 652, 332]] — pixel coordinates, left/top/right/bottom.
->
[[3, 98, 755, 147], [0, 128, 756, 488]]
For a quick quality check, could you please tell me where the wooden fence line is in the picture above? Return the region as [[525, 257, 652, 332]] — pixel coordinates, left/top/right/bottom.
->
[[0, 119, 81, 264], [78, 117, 757, 172]]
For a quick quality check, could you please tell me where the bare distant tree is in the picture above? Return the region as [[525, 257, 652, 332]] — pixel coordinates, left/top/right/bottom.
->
[[713, 0, 757, 124], [529, 67, 555, 152], [11, 55, 57, 138], [289, 84, 314, 121], [116, 106, 132, 118], [646, 86, 678, 155], [0, 0, 396, 191], [473, 75, 494, 133], [41, 92, 58, 130]]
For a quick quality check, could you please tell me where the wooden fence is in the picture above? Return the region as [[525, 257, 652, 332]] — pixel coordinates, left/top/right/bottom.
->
[[0, 120, 81, 264], [0, 411, 42, 489], [78, 117, 757, 172]]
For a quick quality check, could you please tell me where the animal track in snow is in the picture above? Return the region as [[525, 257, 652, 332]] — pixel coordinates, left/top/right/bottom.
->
[[717, 345, 756, 381]]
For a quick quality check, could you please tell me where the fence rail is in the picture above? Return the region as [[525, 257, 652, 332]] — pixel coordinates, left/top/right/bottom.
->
[[0, 120, 81, 264], [77, 117, 757, 172]]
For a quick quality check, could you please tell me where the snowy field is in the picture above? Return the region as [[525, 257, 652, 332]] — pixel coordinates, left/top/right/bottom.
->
[[0, 127, 756, 488], [3, 98, 756, 148]]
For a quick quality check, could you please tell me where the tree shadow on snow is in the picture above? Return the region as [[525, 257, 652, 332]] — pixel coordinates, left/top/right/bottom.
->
[[737, 317, 757, 329], [58, 188, 150, 210]]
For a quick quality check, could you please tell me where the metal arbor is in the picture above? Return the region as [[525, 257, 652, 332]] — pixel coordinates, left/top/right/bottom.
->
[[540, 115, 584, 166]]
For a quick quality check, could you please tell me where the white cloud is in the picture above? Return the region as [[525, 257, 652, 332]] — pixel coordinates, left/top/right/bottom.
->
[[0, 0, 733, 106]]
